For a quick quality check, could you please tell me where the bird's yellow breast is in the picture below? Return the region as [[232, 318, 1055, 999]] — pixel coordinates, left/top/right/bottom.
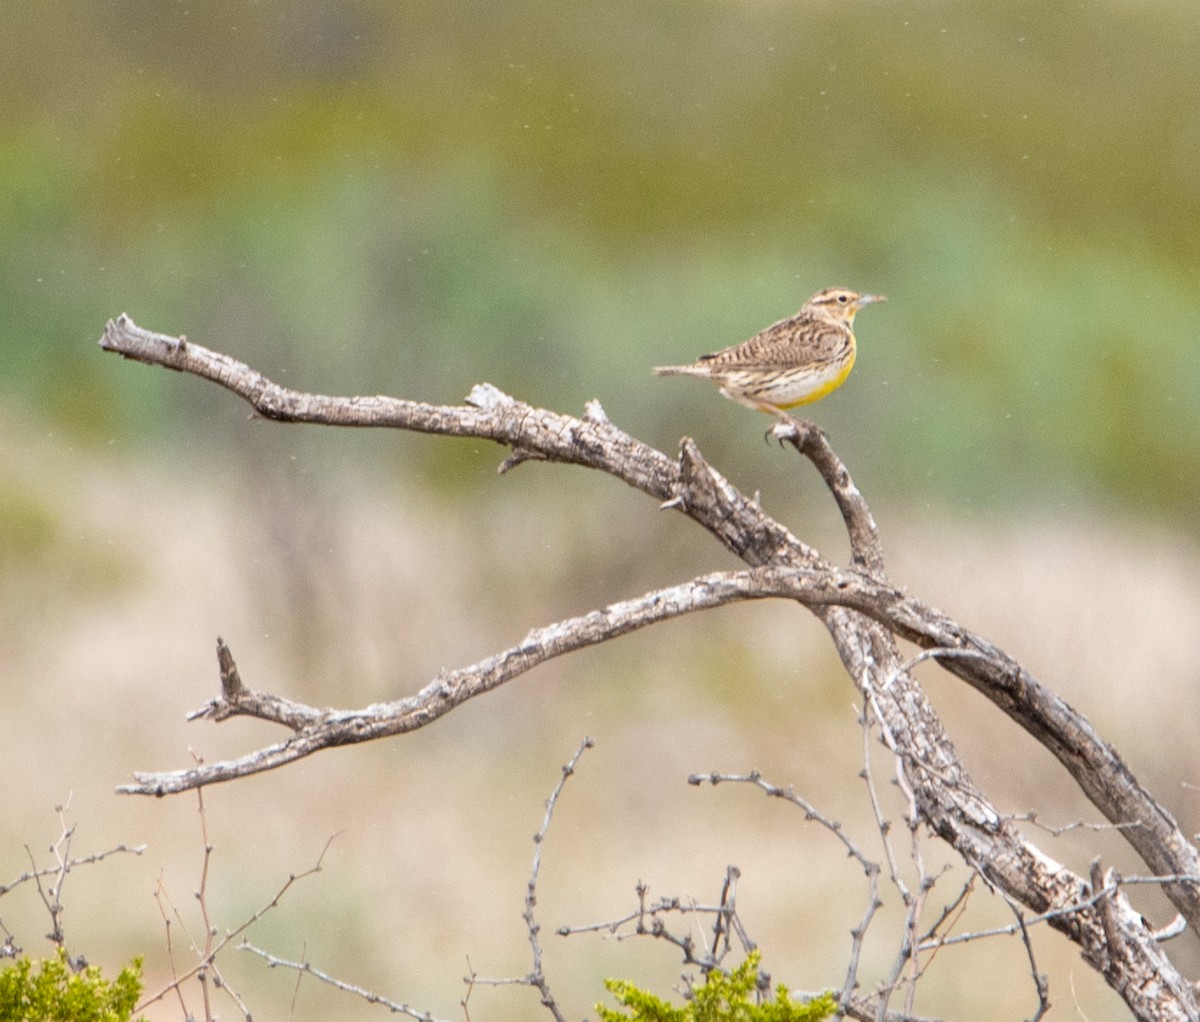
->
[[776, 337, 857, 408]]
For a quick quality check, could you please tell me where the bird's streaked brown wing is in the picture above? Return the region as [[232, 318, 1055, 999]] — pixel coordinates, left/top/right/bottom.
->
[[696, 313, 846, 368]]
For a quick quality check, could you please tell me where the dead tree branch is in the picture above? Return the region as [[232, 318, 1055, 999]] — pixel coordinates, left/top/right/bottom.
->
[[99, 314, 1200, 1020]]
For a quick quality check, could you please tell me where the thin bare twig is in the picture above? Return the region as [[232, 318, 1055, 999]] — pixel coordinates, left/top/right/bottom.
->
[[522, 737, 594, 1021], [0, 844, 146, 898], [149, 754, 255, 1021], [914, 876, 1125, 953], [1007, 812, 1143, 837], [561, 872, 944, 1022], [240, 944, 453, 1022], [195, 779, 216, 1021], [25, 807, 74, 951], [153, 872, 194, 1020], [710, 866, 748, 963], [467, 738, 595, 1018], [1009, 902, 1051, 1022], [288, 940, 307, 1020], [686, 767, 884, 1005], [0, 804, 144, 968], [137, 820, 334, 1016], [246, 741, 594, 1020], [917, 875, 976, 953]]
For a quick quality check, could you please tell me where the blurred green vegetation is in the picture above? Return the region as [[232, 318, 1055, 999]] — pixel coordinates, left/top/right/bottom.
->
[[2, 1, 1198, 518], [598, 950, 836, 1022], [0, 950, 143, 1022]]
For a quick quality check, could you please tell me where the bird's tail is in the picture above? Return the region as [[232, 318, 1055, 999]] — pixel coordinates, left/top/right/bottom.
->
[[652, 364, 707, 377]]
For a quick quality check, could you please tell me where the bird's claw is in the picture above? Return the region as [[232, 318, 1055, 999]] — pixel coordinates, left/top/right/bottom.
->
[[767, 417, 801, 445]]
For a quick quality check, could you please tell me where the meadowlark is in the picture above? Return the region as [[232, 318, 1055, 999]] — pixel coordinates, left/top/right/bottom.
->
[[653, 287, 886, 422]]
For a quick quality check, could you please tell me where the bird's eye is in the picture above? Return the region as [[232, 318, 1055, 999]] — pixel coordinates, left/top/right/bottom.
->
[[837, 294, 849, 304]]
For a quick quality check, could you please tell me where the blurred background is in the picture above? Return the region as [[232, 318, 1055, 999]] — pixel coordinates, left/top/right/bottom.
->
[[2, 1, 1199, 1019]]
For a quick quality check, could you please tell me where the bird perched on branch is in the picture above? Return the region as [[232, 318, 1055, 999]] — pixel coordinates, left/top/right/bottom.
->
[[653, 287, 886, 422]]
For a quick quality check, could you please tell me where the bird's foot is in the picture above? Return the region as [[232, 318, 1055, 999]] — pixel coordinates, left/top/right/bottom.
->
[[766, 414, 821, 447], [765, 411, 803, 445]]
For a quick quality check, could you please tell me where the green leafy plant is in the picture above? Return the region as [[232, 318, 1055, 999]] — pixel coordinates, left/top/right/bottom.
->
[[597, 951, 836, 1022], [0, 949, 144, 1022]]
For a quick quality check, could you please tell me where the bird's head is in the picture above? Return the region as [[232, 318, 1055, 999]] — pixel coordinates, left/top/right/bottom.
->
[[806, 287, 887, 323]]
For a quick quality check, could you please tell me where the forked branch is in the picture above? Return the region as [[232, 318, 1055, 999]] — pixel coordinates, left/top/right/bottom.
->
[[100, 315, 1200, 1020]]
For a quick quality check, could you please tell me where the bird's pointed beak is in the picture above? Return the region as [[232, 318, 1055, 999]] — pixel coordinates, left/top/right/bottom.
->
[[859, 293, 887, 306]]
